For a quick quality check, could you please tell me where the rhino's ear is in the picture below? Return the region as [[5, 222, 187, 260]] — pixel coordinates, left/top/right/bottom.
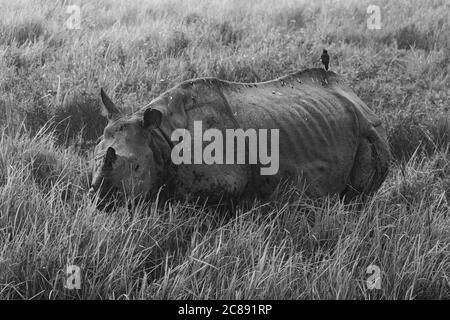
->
[[100, 88, 121, 120], [143, 108, 162, 129]]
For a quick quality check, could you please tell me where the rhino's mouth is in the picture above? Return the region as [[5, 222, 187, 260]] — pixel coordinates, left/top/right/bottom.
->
[[89, 181, 124, 211], [89, 178, 119, 198]]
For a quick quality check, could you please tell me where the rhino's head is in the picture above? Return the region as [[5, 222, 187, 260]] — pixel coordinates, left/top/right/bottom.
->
[[90, 89, 165, 203]]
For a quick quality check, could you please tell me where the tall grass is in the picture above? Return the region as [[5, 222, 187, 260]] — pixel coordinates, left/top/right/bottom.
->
[[0, 0, 449, 299]]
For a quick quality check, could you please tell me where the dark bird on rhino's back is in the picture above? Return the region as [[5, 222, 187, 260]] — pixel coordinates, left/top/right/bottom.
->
[[89, 68, 390, 205], [321, 49, 330, 70]]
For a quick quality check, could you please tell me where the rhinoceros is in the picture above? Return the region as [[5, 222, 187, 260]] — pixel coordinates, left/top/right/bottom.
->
[[90, 68, 390, 204]]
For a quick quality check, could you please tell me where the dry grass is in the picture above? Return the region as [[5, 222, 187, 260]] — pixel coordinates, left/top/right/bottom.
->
[[0, 0, 449, 299]]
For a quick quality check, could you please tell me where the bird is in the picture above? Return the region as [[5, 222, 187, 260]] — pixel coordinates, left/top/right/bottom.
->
[[320, 49, 329, 71]]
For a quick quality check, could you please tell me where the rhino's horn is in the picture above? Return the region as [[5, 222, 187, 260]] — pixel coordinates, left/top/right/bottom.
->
[[104, 147, 117, 168]]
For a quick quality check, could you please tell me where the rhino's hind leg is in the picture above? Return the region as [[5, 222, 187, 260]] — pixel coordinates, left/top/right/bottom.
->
[[342, 129, 390, 201]]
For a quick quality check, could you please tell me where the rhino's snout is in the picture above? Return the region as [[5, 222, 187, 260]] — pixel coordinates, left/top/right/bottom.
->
[[90, 147, 117, 195], [90, 146, 147, 199]]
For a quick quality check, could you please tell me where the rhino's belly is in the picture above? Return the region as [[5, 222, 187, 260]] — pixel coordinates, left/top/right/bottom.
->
[[174, 164, 249, 201], [277, 123, 358, 196], [252, 156, 354, 198]]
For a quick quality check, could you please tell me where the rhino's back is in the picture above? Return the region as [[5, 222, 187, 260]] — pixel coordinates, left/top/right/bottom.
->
[[221, 70, 363, 196]]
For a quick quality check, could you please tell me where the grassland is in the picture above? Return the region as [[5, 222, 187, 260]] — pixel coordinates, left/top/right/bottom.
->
[[0, 0, 449, 299]]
